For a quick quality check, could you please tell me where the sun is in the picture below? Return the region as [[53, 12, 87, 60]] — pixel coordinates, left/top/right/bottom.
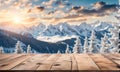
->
[[13, 16, 22, 24]]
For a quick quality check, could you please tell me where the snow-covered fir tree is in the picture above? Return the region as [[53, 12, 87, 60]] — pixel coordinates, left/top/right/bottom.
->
[[83, 37, 89, 53], [65, 44, 70, 54], [109, 24, 120, 53], [89, 30, 98, 53], [73, 37, 82, 53], [100, 34, 110, 53], [15, 41, 23, 54], [27, 45, 32, 54], [0, 46, 4, 54], [109, 0, 120, 53], [57, 50, 61, 54]]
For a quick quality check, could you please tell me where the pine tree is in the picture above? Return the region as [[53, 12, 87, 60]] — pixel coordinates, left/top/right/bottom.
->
[[73, 37, 82, 53], [83, 37, 89, 53], [100, 34, 109, 53], [65, 44, 70, 54], [27, 45, 32, 54], [57, 50, 61, 54], [89, 30, 98, 53], [109, 24, 120, 53], [15, 41, 23, 54], [110, 1, 120, 53], [0, 46, 4, 54]]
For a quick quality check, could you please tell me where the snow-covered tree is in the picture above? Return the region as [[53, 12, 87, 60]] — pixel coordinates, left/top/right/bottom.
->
[[57, 50, 61, 54], [0, 46, 4, 54], [109, 0, 120, 53], [73, 37, 82, 53], [100, 34, 110, 53], [89, 30, 98, 53], [65, 44, 70, 54], [109, 24, 120, 53], [15, 41, 23, 54], [27, 45, 32, 54], [83, 37, 89, 53]]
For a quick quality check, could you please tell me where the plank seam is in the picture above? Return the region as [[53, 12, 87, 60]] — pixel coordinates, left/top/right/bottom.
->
[[72, 54, 78, 70], [10, 55, 33, 70], [69, 54, 72, 70], [88, 54, 101, 70], [73, 54, 78, 70], [36, 54, 51, 70], [102, 54, 120, 68], [50, 54, 61, 70], [0, 55, 13, 61], [0, 54, 25, 66]]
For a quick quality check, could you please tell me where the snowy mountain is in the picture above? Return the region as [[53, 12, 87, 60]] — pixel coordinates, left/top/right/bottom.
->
[[28, 22, 113, 42], [29, 22, 92, 37], [94, 22, 113, 31], [0, 21, 113, 43], [0, 21, 115, 53], [0, 29, 69, 53]]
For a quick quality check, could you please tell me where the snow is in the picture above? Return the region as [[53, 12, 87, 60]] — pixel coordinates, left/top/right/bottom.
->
[[37, 35, 77, 43], [94, 22, 112, 31], [0, 21, 113, 43]]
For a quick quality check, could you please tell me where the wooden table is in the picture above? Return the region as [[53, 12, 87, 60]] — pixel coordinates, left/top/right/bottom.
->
[[0, 54, 120, 70]]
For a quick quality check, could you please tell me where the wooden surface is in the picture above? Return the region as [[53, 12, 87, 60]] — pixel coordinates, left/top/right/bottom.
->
[[0, 54, 120, 70]]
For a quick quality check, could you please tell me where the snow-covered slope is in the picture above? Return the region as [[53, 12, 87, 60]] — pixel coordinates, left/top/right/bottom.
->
[[94, 22, 113, 31], [0, 21, 113, 42], [28, 22, 112, 42]]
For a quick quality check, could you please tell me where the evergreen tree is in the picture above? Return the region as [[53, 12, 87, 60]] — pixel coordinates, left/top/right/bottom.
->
[[73, 37, 82, 53], [65, 44, 70, 54], [83, 37, 89, 53], [89, 30, 98, 53], [109, 24, 120, 53], [57, 50, 61, 54], [0, 46, 4, 54], [100, 34, 110, 53], [111, 1, 120, 53], [27, 45, 32, 54], [15, 41, 23, 54]]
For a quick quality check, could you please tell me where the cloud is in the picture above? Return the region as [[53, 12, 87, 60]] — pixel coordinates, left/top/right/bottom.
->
[[42, 0, 71, 9], [55, 0, 71, 6], [69, 1, 118, 18], [0, 1, 118, 25], [43, 1, 118, 24], [93, 1, 106, 9], [35, 6, 45, 11], [71, 6, 84, 10]]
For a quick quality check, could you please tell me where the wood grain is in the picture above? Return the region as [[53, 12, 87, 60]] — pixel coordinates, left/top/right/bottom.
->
[[71, 54, 78, 70], [37, 54, 60, 70], [51, 54, 72, 70], [103, 54, 120, 67], [12, 54, 50, 70], [89, 54, 120, 70], [74, 54, 99, 70], [0, 54, 32, 70], [0, 54, 120, 70]]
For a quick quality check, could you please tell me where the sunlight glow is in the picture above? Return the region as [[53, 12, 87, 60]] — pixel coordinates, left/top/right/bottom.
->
[[13, 16, 22, 24]]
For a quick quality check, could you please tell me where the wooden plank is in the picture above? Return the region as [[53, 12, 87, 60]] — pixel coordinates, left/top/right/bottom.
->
[[113, 53, 120, 57], [0, 54, 24, 64], [0, 54, 33, 70], [74, 54, 99, 70], [12, 54, 50, 70], [0, 54, 13, 61], [103, 54, 120, 66], [0, 54, 12, 57], [89, 54, 120, 70], [37, 54, 60, 70], [71, 54, 77, 70], [51, 54, 72, 70]]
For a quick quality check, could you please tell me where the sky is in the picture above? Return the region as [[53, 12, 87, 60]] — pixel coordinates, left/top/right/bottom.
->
[[0, 0, 119, 26]]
